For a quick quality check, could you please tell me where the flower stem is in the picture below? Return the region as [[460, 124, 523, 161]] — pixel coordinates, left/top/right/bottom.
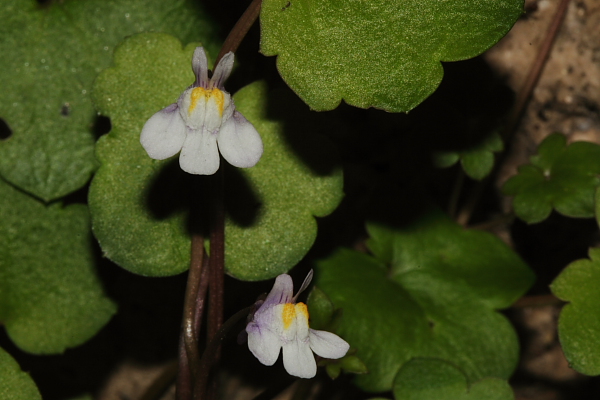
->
[[194, 306, 254, 400], [214, 0, 263, 65], [176, 233, 207, 400]]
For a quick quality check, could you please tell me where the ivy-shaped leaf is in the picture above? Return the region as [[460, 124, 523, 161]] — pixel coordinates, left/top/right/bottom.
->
[[0, 0, 217, 201], [0, 348, 41, 400], [260, 0, 522, 112], [433, 131, 503, 180], [551, 247, 600, 376], [393, 359, 514, 400], [503, 133, 600, 224], [313, 210, 533, 392], [90, 33, 343, 280], [0, 178, 116, 354]]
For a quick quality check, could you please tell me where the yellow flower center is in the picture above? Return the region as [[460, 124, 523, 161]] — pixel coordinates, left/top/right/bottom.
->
[[282, 302, 309, 330], [188, 87, 225, 116]]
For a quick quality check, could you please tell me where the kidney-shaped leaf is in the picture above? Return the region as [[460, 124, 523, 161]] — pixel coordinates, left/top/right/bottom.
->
[[0, 348, 41, 400], [90, 33, 343, 280], [393, 358, 514, 400], [0, 0, 217, 201], [0, 179, 116, 354], [551, 248, 600, 376], [313, 210, 533, 392], [260, 0, 522, 112], [503, 133, 600, 224]]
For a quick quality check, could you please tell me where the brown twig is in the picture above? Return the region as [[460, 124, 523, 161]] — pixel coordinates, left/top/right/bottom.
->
[[511, 294, 566, 308]]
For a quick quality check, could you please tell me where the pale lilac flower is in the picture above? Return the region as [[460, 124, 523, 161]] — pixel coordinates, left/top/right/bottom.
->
[[140, 47, 263, 175], [246, 271, 350, 379]]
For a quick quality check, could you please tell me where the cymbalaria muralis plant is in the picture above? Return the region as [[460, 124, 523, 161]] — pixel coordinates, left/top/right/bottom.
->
[[1, 0, 598, 399]]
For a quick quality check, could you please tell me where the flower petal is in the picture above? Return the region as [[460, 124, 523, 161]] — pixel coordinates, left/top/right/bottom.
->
[[262, 275, 294, 309], [282, 339, 316, 379], [246, 322, 282, 366], [192, 47, 209, 88], [308, 329, 350, 360], [179, 129, 220, 175], [217, 111, 263, 168], [140, 103, 186, 160], [209, 51, 234, 90]]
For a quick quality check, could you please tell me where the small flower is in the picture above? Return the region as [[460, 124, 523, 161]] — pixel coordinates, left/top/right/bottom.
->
[[140, 47, 263, 175], [246, 271, 350, 379]]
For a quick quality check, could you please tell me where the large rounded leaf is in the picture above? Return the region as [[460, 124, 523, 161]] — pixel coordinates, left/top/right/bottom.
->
[[313, 210, 533, 391], [260, 0, 522, 112], [90, 33, 343, 280], [0, 179, 116, 354], [0, 0, 217, 201]]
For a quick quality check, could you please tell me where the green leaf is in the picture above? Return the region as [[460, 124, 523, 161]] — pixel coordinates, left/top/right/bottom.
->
[[503, 133, 600, 224], [434, 132, 504, 181], [260, 0, 522, 112], [0, 348, 41, 400], [393, 359, 514, 400], [90, 33, 343, 280], [0, 178, 116, 354], [551, 247, 600, 375], [307, 287, 335, 330], [0, 0, 217, 201], [314, 210, 533, 392]]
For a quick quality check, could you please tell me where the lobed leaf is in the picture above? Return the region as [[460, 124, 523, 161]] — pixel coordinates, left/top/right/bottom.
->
[[0, 179, 116, 354], [503, 133, 600, 224], [90, 33, 343, 280], [260, 0, 522, 112], [393, 358, 514, 400], [0, 0, 217, 201], [313, 210, 533, 391], [551, 247, 600, 375]]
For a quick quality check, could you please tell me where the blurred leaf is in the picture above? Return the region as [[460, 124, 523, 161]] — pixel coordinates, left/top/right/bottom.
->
[[0, 0, 217, 201], [393, 358, 514, 400], [260, 0, 522, 112], [0, 348, 41, 400], [314, 210, 533, 391], [307, 286, 334, 330], [90, 33, 343, 279], [434, 132, 503, 180], [0, 178, 116, 354], [503, 133, 600, 224], [340, 355, 369, 375], [551, 247, 600, 375]]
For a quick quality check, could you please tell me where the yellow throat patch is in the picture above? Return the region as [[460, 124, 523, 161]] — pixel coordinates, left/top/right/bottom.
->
[[282, 302, 309, 330], [188, 87, 225, 116]]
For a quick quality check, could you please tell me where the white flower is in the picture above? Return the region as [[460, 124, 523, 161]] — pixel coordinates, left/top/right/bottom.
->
[[140, 47, 263, 175], [246, 271, 350, 379]]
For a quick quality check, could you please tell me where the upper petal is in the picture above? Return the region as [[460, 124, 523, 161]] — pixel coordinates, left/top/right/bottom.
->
[[192, 47, 209, 88], [217, 111, 263, 168], [308, 329, 350, 360], [179, 128, 220, 175], [261, 275, 294, 309], [282, 339, 317, 379], [140, 103, 186, 160], [246, 321, 282, 366], [209, 51, 234, 90]]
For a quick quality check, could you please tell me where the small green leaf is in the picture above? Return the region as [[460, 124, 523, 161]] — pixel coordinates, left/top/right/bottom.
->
[[0, 178, 116, 354], [260, 0, 522, 112], [90, 33, 343, 280], [551, 248, 600, 375], [434, 132, 503, 180], [0, 0, 217, 201], [393, 359, 514, 400], [340, 355, 369, 375], [314, 210, 533, 392], [0, 348, 41, 400], [503, 133, 600, 224], [326, 363, 342, 380]]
